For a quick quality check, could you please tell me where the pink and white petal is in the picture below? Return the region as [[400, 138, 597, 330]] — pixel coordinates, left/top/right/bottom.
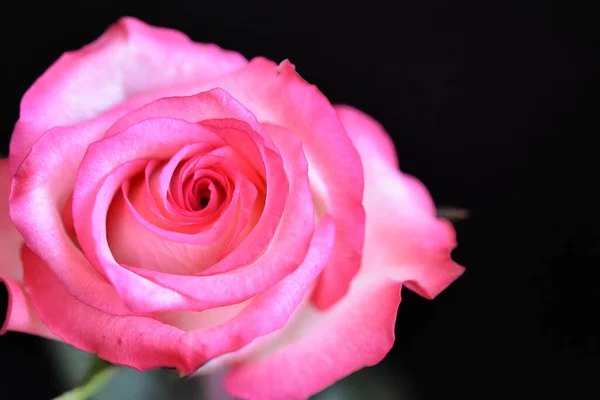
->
[[362, 172, 463, 299], [21, 245, 199, 372], [9, 17, 247, 174], [334, 105, 399, 168], [155, 298, 253, 333], [336, 105, 464, 299], [9, 119, 134, 315], [224, 269, 402, 400], [0, 159, 22, 282], [336, 105, 436, 216], [0, 160, 50, 338], [187, 59, 366, 310]]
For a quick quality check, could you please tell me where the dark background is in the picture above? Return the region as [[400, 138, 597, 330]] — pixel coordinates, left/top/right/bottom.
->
[[1, 0, 597, 398]]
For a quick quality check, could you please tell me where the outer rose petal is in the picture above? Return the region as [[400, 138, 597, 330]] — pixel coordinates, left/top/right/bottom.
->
[[1, 159, 53, 338], [334, 105, 399, 168], [21, 245, 199, 372], [225, 270, 402, 400], [0, 159, 22, 283], [9, 16, 247, 175], [335, 105, 464, 298], [9, 119, 136, 315]]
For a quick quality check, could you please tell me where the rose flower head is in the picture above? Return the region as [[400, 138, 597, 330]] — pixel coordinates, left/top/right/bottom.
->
[[0, 17, 464, 400]]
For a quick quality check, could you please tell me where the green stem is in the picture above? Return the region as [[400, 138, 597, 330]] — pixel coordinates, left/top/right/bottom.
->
[[53, 358, 120, 400], [436, 206, 470, 221]]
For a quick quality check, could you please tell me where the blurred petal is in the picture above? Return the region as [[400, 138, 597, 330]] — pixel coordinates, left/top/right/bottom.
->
[[1, 275, 55, 339], [0, 159, 22, 283]]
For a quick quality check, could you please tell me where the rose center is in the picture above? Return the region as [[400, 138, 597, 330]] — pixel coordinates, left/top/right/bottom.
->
[[187, 179, 213, 212], [197, 188, 211, 210]]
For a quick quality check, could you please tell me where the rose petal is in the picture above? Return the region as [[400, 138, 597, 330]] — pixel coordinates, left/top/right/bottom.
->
[[334, 105, 399, 168], [185, 216, 335, 364], [1, 159, 54, 338], [335, 105, 464, 299], [154, 298, 253, 332], [21, 245, 199, 372], [104, 87, 265, 143], [224, 269, 402, 400], [9, 120, 134, 315], [0, 159, 22, 283], [9, 16, 246, 174]]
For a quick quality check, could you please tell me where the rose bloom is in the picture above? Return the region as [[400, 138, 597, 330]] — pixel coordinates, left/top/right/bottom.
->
[[0, 17, 463, 400]]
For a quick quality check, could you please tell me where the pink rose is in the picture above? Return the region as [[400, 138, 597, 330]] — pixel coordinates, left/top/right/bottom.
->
[[0, 17, 464, 399]]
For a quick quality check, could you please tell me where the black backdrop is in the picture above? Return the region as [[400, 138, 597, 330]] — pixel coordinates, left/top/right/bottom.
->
[[1, 1, 597, 398]]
